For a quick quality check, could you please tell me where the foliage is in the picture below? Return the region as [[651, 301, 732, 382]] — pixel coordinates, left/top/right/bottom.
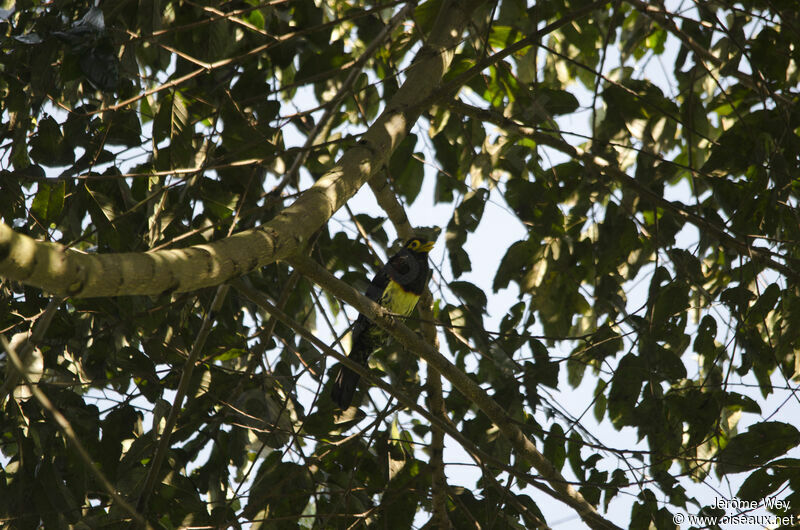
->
[[2, 0, 800, 528]]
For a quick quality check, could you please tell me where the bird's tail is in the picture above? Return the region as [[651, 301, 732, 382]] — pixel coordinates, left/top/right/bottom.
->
[[331, 365, 359, 409], [331, 340, 370, 409]]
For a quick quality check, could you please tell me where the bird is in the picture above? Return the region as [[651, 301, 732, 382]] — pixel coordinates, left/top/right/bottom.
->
[[331, 236, 435, 409]]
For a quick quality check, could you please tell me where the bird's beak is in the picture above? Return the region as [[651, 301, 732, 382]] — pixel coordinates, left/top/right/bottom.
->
[[420, 241, 435, 252]]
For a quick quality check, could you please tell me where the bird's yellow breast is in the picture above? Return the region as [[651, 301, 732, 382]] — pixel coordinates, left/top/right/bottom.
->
[[380, 279, 421, 317]]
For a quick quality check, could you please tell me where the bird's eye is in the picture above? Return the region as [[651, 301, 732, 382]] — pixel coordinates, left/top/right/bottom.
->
[[408, 240, 419, 250]]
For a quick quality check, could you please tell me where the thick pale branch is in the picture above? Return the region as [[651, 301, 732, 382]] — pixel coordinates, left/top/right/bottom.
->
[[286, 255, 622, 530], [0, 0, 485, 298]]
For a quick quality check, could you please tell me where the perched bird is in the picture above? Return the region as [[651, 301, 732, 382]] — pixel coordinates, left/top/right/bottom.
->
[[331, 237, 435, 409]]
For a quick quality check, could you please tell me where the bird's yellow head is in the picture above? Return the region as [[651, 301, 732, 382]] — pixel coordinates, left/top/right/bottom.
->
[[404, 238, 435, 253]]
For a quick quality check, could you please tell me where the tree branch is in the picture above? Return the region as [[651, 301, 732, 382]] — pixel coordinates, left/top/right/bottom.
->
[[274, 2, 417, 196], [286, 255, 622, 530], [230, 278, 494, 466], [626, 0, 787, 105], [427, 364, 452, 529], [232, 278, 565, 527], [366, 134, 452, 526], [409, 0, 611, 113]]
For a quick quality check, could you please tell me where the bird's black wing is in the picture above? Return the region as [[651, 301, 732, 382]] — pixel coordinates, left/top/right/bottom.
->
[[331, 248, 422, 409], [331, 258, 393, 409], [352, 261, 392, 343]]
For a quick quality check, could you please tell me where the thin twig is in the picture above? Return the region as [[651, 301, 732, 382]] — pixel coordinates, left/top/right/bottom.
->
[[284, 256, 622, 530], [136, 284, 230, 518]]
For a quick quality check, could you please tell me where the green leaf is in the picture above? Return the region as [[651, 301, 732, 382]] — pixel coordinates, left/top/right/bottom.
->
[[29, 116, 74, 167], [644, 341, 687, 382], [104, 109, 143, 148], [449, 281, 487, 314], [390, 134, 425, 204], [543, 423, 566, 471], [749, 27, 790, 83], [413, 0, 444, 36], [445, 223, 472, 278], [488, 25, 522, 49], [452, 189, 488, 233], [584, 324, 623, 362], [724, 392, 761, 415], [500, 301, 525, 334], [493, 239, 538, 292], [530, 87, 580, 117], [527, 340, 558, 389], [31, 181, 65, 224], [717, 422, 800, 475], [608, 354, 646, 428], [567, 431, 585, 482], [737, 458, 800, 501], [200, 177, 239, 220], [245, 460, 313, 527], [651, 281, 689, 325], [693, 315, 717, 356], [645, 28, 667, 54], [746, 283, 780, 323], [721, 284, 756, 316]]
